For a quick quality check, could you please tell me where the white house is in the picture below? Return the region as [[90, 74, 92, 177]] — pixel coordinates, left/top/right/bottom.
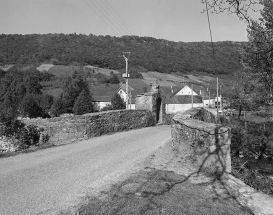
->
[[92, 95, 112, 111], [162, 85, 204, 114], [175, 85, 198, 96], [117, 85, 135, 109], [117, 80, 150, 110]]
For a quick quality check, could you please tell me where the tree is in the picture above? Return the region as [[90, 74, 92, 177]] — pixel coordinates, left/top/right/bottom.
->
[[205, 0, 273, 112], [202, 0, 259, 22], [111, 93, 126, 110], [242, 0, 273, 107], [19, 94, 45, 118], [73, 89, 93, 115], [51, 94, 64, 117], [225, 69, 256, 118], [24, 76, 42, 95]]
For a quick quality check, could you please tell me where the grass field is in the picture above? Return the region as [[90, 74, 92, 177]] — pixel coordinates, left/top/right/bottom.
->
[[85, 65, 119, 76], [140, 71, 218, 87], [47, 65, 88, 77]]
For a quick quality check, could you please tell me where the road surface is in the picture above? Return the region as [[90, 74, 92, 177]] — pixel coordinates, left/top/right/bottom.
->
[[0, 126, 171, 215]]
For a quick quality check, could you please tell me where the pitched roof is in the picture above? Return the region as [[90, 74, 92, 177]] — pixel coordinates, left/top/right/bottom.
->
[[89, 84, 120, 102], [166, 95, 203, 104], [119, 79, 151, 99], [160, 86, 181, 98], [92, 95, 112, 102]]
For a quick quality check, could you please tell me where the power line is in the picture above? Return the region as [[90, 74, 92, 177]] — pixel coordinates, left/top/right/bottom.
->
[[92, 0, 127, 36], [103, 0, 136, 35], [205, 0, 220, 119], [82, 0, 121, 36], [100, 0, 132, 35], [205, 0, 216, 59]]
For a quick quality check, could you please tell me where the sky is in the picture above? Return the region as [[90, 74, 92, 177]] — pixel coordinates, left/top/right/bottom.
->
[[0, 0, 262, 42]]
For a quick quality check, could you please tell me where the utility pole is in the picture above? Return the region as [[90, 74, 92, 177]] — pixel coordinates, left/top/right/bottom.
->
[[207, 87, 210, 108], [216, 77, 219, 117], [122, 52, 130, 109], [220, 82, 223, 111], [191, 84, 193, 108]]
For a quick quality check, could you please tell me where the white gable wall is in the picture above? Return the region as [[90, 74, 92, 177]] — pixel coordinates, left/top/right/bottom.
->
[[118, 89, 127, 101], [176, 86, 198, 96], [117, 88, 135, 109], [93, 101, 111, 111], [166, 103, 203, 114], [203, 99, 216, 108]]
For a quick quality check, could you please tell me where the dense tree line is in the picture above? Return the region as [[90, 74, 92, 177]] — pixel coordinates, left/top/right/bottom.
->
[[0, 68, 54, 119], [0, 34, 245, 75]]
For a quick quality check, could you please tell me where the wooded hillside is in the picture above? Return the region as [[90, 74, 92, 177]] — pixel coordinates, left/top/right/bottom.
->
[[0, 34, 245, 75]]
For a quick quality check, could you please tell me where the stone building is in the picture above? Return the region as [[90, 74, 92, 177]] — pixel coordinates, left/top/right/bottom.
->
[[135, 83, 165, 124]]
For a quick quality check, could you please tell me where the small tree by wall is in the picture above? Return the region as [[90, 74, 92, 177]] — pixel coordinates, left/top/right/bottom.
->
[[73, 89, 94, 115], [111, 93, 126, 110], [19, 94, 46, 118], [51, 94, 64, 117]]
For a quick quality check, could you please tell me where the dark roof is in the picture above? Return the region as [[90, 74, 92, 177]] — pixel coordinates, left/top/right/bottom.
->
[[89, 84, 120, 101], [191, 84, 209, 98], [166, 95, 203, 104], [92, 95, 112, 102], [119, 80, 151, 102], [160, 86, 181, 99]]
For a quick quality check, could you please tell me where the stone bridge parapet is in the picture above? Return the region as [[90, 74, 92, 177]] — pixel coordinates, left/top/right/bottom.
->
[[171, 108, 231, 173], [22, 109, 156, 146]]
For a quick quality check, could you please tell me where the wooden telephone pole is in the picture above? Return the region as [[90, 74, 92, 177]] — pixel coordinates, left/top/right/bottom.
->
[[122, 52, 131, 109]]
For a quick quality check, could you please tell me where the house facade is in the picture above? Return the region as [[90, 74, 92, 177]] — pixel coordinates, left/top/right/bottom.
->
[[92, 96, 112, 111], [117, 80, 150, 110], [161, 85, 204, 114]]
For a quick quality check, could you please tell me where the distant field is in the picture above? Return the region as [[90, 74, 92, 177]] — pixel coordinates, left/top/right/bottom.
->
[[85, 65, 119, 76], [140, 71, 217, 86], [36, 64, 54, 72], [47, 65, 88, 77]]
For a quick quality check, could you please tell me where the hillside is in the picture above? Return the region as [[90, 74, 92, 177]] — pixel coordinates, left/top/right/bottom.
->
[[0, 34, 245, 75]]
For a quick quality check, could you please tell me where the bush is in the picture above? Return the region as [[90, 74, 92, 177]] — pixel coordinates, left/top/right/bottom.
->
[[229, 118, 273, 196], [51, 94, 64, 117], [111, 93, 126, 110], [232, 157, 273, 196], [0, 119, 44, 151], [73, 89, 93, 115], [18, 125, 41, 149], [20, 94, 47, 118]]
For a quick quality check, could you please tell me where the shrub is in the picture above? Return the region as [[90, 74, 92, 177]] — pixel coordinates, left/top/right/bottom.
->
[[19, 94, 46, 118], [51, 94, 64, 117], [111, 93, 126, 110], [73, 89, 93, 115], [232, 157, 273, 196], [17, 125, 41, 149]]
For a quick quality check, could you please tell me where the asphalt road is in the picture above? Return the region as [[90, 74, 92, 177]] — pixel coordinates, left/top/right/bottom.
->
[[0, 126, 171, 215]]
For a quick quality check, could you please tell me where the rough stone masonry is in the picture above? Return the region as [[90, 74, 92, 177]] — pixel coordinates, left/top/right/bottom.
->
[[171, 108, 231, 173]]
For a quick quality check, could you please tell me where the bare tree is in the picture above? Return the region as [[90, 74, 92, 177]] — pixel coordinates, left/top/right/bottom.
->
[[201, 0, 260, 23]]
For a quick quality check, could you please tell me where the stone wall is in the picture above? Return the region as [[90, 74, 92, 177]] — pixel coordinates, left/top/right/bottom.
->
[[22, 110, 156, 146], [171, 108, 231, 173], [135, 83, 166, 124]]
